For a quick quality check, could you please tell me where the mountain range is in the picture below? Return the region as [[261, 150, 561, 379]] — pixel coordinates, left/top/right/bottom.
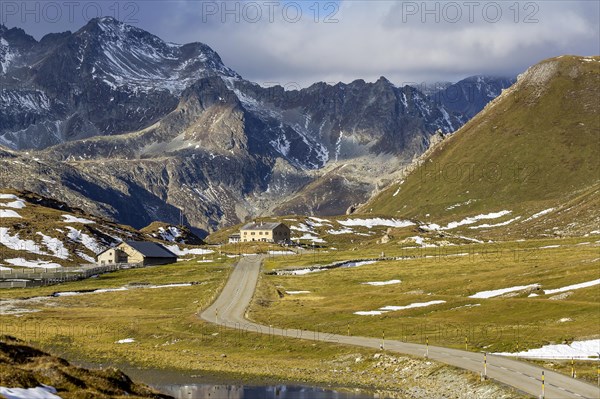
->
[[0, 17, 514, 235]]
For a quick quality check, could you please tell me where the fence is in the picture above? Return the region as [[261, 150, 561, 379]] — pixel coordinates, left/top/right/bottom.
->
[[0, 263, 143, 289]]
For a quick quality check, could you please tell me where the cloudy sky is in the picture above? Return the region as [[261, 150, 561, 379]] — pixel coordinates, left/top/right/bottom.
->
[[2, 1, 599, 87]]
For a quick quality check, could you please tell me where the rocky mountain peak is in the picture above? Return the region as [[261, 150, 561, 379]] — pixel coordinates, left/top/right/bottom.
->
[[96, 15, 121, 25], [375, 76, 393, 85], [80, 16, 155, 42], [0, 25, 37, 47]]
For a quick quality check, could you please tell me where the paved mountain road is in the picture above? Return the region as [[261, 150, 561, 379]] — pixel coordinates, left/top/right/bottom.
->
[[200, 255, 600, 399]]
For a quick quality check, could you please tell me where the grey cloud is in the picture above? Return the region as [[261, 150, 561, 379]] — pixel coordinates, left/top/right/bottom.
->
[[2, 0, 598, 87]]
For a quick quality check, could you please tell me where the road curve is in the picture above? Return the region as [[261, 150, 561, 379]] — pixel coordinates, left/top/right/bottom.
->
[[201, 255, 600, 399]]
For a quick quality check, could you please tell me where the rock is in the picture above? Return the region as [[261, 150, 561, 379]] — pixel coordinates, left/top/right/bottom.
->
[[549, 291, 573, 300]]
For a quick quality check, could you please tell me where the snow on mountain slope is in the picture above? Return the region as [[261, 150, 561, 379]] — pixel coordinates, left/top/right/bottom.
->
[[0, 190, 207, 269], [0, 37, 16, 73], [87, 17, 238, 93]]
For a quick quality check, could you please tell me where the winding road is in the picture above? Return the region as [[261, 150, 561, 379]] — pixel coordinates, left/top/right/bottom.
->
[[200, 255, 600, 399]]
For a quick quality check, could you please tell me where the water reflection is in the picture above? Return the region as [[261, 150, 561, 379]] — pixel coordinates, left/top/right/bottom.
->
[[159, 384, 385, 399]]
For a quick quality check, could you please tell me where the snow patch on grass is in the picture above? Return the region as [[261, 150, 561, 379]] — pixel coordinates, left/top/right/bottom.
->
[[66, 227, 103, 254], [338, 218, 414, 228], [544, 278, 600, 295], [326, 227, 354, 235], [0, 209, 22, 218], [157, 226, 182, 242], [0, 199, 26, 209], [362, 279, 401, 286], [291, 224, 313, 233], [62, 215, 95, 224], [308, 216, 331, 223], [277, 260, 378, 276], [283, 268, 320, 276], [423, 211, 511, 231], [457, 235, 484, 243], [380, 300, 447, 311], [494, 339, 600, 359], [295, 233, 326, 243], [523, 208, 555, 222], [1, 228, 46, 255], [469, 284, 540, 299], [355, 300, 446, 315], [469, 216, 521, 229], [165, 245, 213, 256], [77, 251, 96, 263], [354, 310, 387, 316], [5, 258, 62, 269], [36, 233, 69, 259]]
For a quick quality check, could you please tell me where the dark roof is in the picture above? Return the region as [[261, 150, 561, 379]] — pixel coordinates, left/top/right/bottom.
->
[[241, 222, 287, 231], [124, 241, 178, 258]]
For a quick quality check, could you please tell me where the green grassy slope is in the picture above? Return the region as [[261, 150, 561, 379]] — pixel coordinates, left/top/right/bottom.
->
[[362, 56, 600, 237]]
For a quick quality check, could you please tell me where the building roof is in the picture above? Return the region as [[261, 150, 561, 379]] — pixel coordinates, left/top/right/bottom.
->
[[241, 222, 286, 231], [124, 241, 178, 258]]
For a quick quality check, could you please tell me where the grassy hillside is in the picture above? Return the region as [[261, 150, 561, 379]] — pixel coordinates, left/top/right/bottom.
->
[[0, 190, 210, 269], [362, 56, 600, 238]]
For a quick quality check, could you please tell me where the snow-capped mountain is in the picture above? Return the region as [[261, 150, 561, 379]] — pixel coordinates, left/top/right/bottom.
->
[[0, 17, 238, 149], [0, 18, 514, 234], [73, 16, 239, 92]]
